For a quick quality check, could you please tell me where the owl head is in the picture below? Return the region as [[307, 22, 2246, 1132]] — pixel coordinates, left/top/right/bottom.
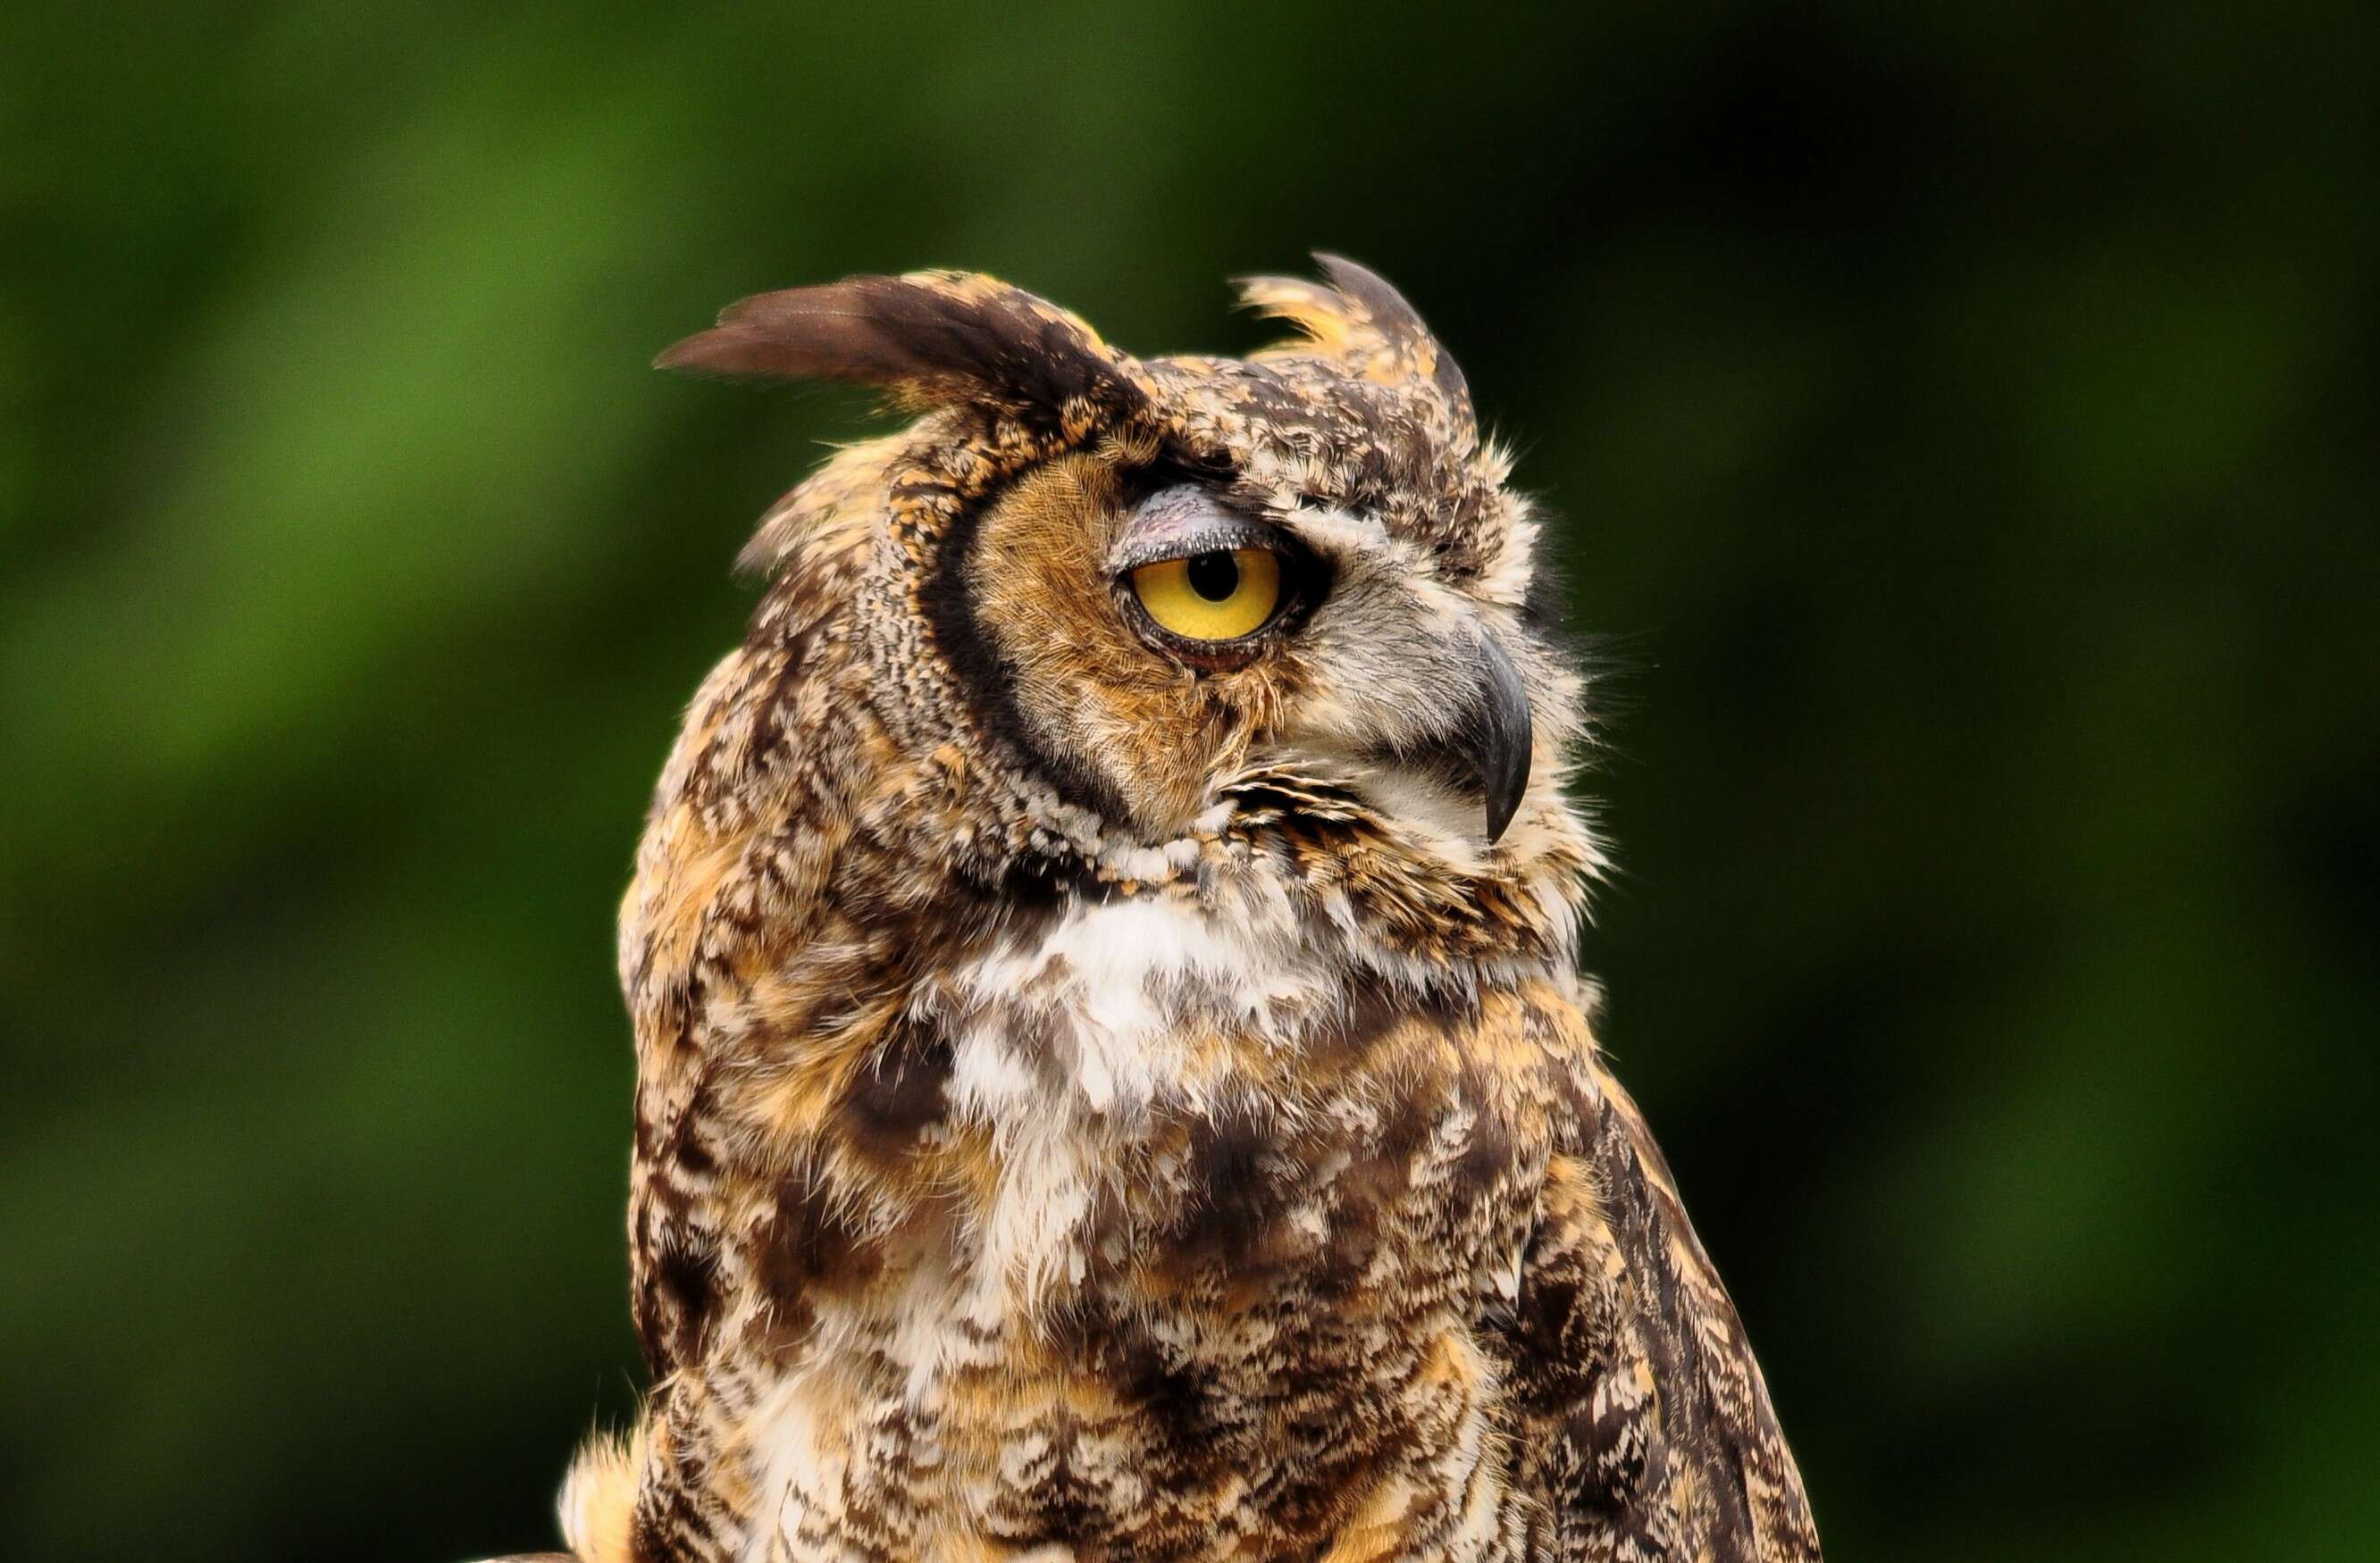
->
[[658, 258, 1596, 949]]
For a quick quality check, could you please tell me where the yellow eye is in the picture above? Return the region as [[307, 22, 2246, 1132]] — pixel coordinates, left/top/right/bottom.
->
[[1128, 547, 1283, 642]]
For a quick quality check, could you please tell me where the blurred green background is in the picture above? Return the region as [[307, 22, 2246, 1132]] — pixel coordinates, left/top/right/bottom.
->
[[4, 3, 2376, 1559]]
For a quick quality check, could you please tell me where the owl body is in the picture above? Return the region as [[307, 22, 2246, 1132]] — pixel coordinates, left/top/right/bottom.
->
[[563, 263, 1818, 1563]]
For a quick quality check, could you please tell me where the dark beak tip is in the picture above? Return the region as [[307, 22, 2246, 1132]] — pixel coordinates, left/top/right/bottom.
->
[[1474, 633, 1533, 847], [1484, 769, 1527, 846]]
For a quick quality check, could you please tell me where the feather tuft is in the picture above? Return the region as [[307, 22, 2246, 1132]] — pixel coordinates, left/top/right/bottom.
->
[[657, 271, 1144, 420], [557, 1425, 644, 1563]]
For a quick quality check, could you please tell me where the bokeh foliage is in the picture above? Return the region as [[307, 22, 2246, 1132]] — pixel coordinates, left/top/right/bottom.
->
[[4, 4, 2376, 1559]]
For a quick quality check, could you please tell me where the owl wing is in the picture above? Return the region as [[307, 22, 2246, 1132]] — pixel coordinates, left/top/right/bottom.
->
[[1504, 1061, 1821, 1561]]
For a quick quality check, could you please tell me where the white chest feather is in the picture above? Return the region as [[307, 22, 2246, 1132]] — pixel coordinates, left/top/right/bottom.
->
[[948, 895, 1323, 1116], [927, 897, 1320, 1304]]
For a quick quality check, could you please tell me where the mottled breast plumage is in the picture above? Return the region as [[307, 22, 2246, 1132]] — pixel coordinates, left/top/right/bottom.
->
[[541, 258, 1817, 1563]]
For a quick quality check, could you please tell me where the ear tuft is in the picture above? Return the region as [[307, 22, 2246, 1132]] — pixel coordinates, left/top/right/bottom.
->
[[658, 271, 1144, 419], [1236, 254, 1472, 420]]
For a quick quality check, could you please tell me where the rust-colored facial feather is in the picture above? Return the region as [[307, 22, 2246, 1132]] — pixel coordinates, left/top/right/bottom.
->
[[555, 261, 1819, 1563]]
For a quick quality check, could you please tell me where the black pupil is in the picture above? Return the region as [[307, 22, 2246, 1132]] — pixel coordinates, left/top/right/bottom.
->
[[1186, 551, 1240, 602]]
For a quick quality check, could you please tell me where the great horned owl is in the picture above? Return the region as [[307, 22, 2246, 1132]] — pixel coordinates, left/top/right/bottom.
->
[[541, 259, 1819, 1563]]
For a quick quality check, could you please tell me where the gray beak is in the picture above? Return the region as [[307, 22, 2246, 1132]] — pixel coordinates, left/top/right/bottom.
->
[[1471, 633, 1533, 844]]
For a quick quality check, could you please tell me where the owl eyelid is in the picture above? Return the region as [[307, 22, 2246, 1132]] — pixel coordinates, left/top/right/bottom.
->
[[1108, 484, 1294, 576], [1108, 515, 1287, 577]]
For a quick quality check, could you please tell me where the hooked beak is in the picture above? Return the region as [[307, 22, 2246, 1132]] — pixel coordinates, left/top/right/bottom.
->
[[1471, 633, 1533, 844]]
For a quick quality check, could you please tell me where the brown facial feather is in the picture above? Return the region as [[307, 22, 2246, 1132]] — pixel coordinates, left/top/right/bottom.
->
[[554, 262, 1818, 1563]]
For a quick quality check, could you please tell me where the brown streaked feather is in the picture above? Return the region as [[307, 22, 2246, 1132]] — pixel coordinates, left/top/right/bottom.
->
[[1504, 1069, 1820, 1561], [1593, 1065, 1822, 1559]]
